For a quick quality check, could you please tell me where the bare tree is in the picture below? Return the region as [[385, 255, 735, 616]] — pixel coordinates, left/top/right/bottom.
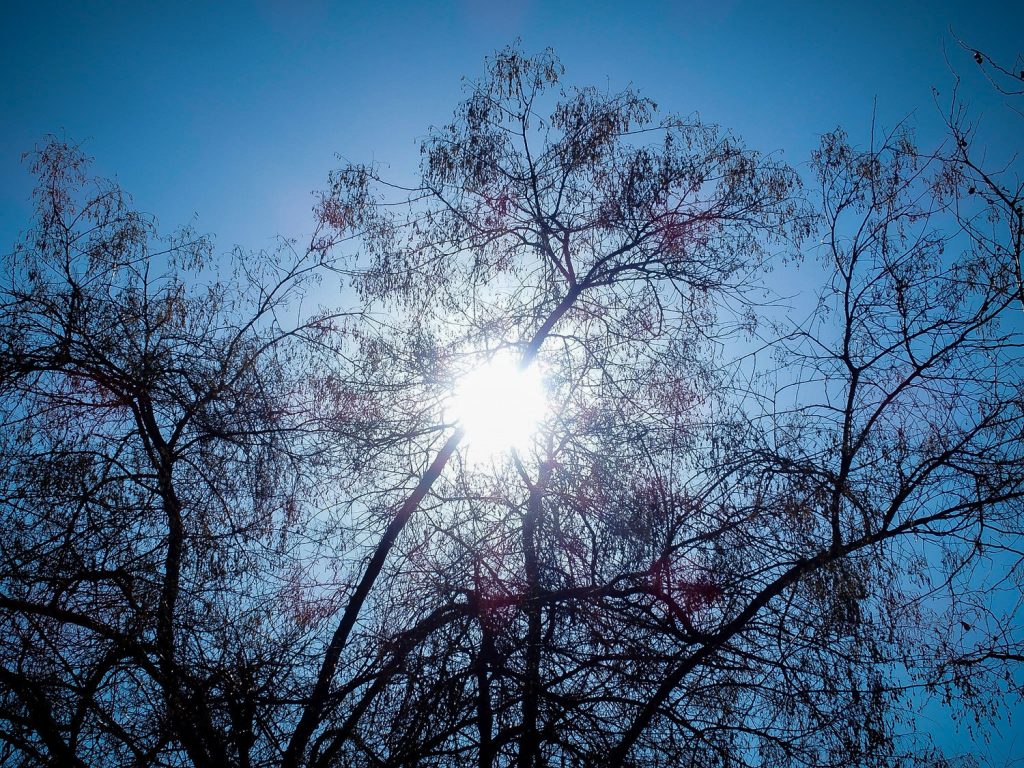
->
[[942, 40, 1024, 310], [2, 45, 1022, 768], [280, 45, 802, 768], [0, 138, 360, 766]]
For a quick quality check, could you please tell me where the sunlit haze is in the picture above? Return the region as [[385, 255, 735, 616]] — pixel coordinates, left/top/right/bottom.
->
[[447, 352, 547, 460]]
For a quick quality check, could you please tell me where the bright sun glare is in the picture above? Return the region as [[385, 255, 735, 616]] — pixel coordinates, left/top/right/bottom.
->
[[447, 352, 547, 460]]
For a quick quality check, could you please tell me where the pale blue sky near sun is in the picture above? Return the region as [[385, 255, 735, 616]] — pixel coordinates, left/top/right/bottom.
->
[[2, 0, 1023, 763]]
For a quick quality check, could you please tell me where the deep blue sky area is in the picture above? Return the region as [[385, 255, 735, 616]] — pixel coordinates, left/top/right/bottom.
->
[[2, 1, 1023, 764]]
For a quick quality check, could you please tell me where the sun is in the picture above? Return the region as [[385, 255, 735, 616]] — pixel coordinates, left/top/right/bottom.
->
[[446, 351, 547, 460]]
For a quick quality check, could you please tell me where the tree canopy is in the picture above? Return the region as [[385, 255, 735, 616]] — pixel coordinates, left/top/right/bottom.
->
[[1, 46, 1022, 768]]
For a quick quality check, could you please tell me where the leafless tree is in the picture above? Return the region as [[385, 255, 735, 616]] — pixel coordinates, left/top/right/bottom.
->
[[2, 45, 1022, 768], [282, 45, 803, 768], [942, 40, 1024, 310], [0, 138, 361, 766]]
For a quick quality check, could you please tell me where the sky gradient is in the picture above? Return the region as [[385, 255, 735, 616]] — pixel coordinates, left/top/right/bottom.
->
[[3, 1, 1021, 252], [3, 1, 1022, 763]]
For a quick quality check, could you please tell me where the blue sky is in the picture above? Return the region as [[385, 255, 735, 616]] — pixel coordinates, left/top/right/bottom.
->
[[2, 0, 1022, 763], [2, 1, 1021, 252]]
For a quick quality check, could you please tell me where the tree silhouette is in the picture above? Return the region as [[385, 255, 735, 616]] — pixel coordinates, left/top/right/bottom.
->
[[1, 46, 1022, 768], [944, 39, 1024, 311]]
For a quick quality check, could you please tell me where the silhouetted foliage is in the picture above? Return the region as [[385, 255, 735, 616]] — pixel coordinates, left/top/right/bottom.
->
[[1, 46, 1021, 768]]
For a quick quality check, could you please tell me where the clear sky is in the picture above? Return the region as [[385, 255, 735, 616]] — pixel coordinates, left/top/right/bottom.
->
[[2, 1, 1021, 252], [2, 1, 1022, 763]]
